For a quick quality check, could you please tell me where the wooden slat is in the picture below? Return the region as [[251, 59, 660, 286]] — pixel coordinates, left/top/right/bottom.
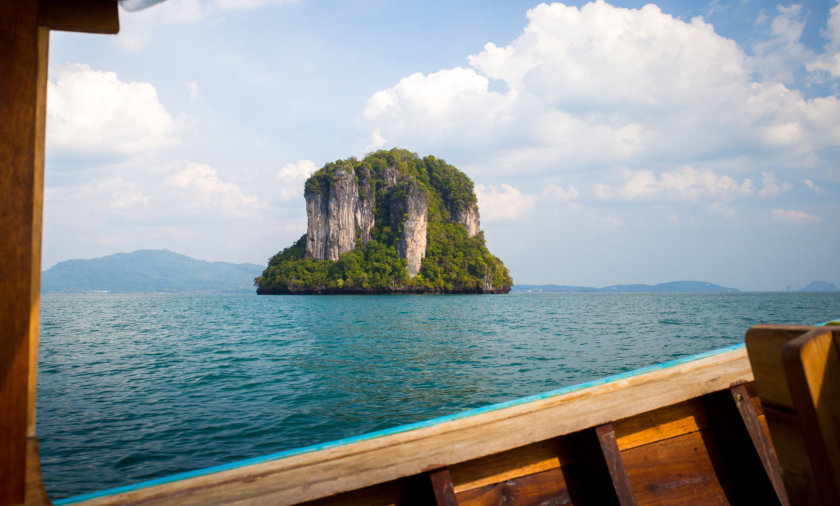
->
[[457, 467, 571, 506], [450, 439, 569, 493], [745, 325, 814, 407], [623, 429, 728, 505], [0, 2, 41, 503], [729, 383, 788, 504], [595, 424, 636, 506], [782, 327, 840, 504], [78, 348, 753, 505], [614, 399, 708, 451], [428, 468, 458, 506], [700, 387, 783, 504], [37, 0, 119, 34]]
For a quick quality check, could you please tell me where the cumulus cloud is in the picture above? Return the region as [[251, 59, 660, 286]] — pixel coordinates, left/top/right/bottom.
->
[[361, 1, 840, 177], [807, 1, 840, 78], [47, 64, 177, 157], [276, 159, 318, 201], [758, 172, 792, 197], [595, 167, 755, 201], [750, 5, 814, 84], [475, 184, 536, 222], [213, 0, 298, 11], [167, 162, 264, 218], [772, 208, 822, 223]]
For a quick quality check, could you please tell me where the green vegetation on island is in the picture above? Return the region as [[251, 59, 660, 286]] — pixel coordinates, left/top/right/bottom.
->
[[256, 149, 512, 294]]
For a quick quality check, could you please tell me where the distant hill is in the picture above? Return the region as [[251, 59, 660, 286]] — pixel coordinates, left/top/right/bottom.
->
[[41, 250, 263, 293], [800, 280, 840, 292], [511, 281, 740, 293]]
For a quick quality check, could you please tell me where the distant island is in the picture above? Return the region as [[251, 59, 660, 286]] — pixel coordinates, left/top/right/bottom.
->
[[256, 148, 512, 294], [42, 250, 263, 294], [800, 280, 840, 292], [511, 281, 740, 293]]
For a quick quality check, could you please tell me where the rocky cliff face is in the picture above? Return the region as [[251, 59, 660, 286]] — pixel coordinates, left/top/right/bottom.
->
[[449, 202, 480, 237], [305, 167, 374, 261], [392, 183, 428, 277]]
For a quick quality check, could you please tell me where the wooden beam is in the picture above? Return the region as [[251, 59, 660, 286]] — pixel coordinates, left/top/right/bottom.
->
[[729, 383, 788, 505], [428, 468, 458, 506], [595, 424, 635, 506], [0, 2, 41, 502], [700, 385, 784, 504], [782, 327, 840, 504], [38, 0, 119, 34]]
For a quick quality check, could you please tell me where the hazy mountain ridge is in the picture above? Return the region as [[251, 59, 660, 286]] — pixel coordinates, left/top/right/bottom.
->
[[800, 280, 839, 292], [42, 250, 263, 293], [511, 281, 740, 293]]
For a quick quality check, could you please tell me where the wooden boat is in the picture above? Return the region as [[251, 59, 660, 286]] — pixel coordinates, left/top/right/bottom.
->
[[2, 3, 839, 505]]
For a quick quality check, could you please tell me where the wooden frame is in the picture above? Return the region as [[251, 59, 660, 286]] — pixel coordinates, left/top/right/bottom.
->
[[0, 2, 119, 504]]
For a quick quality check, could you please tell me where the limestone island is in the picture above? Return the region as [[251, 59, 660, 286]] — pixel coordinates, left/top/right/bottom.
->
[[256, 149, 512, 294]]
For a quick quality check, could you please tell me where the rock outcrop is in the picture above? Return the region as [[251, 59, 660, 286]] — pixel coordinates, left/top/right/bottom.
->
[[257, 148, 512, 294], [305, 166, 374, 261], [391, 183, 428, 277]]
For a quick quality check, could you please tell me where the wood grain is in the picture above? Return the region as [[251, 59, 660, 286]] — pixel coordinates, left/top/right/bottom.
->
[[0, 2, 41, 502], [614, 400, 708, 452], [622, 429, 728, 506], [745, 325, 813, 407], [37, 0, 118, 34], [450, 439, 569, 493], [457, 467, 571, 506], [782, 327, 840, 504]]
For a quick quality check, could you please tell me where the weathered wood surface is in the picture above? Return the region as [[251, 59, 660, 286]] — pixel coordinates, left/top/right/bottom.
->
[[37, 0, 119, 34], [1, 2, 44, 503], [746, 325, 840, 505], [782, 327, 840, 504], [77, 348, 752, 505]]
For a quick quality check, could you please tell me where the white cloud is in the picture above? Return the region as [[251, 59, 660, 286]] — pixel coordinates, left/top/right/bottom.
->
[[186, 81, 200, 100], [167, 161, 264, 218], [541, 184, 579, 202], [808, 2, 840, 78], [758, 171, 792, 197], [750, 5, 814, 85], [475, 184, 536, 222], [47, 64, 177, 157], [804, 179, 824, 193], [595, 167, 755, 201], [276, 159, 318, 201], [361, 1, 840, 178], [772, 208, 822, 223]]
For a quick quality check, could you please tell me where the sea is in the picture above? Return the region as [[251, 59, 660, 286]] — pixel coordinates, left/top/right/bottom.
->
[[37, 291, 840, 500]]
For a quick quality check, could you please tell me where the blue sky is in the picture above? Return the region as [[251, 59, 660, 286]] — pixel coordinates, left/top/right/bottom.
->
[[45, 0, 839, 291]]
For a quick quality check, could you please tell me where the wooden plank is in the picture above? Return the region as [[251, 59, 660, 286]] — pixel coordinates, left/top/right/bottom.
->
[[457, 467, 571, 506], [77, 348, 753, 506], [622, 429, 728, 505], [0, 2, 41, 503], [729, 383, 788, 505], [37, 0, 119, 34], [745, 325, 814, 408], [428, 468, 458, 506], [614, 399, 708, 452], [450, 438, 569, 493], [782, 327, 840, 504], [699, 387, 782, 505], [596, 424, 636, 506]]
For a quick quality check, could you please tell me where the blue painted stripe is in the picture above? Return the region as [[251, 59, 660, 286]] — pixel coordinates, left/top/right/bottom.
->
[[817, 318, 840, 326], [54, 343, 745, 505]]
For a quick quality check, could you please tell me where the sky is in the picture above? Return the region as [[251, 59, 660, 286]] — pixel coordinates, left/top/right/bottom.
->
[[44, 0, 840, 291]]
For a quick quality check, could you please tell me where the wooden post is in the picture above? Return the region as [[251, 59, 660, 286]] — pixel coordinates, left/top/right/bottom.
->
[[0, 3, 44, 503], [1, 2, 118, 504]]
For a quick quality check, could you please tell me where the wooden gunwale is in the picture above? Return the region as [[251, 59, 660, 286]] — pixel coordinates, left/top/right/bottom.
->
[[57, 343, 752, 505]]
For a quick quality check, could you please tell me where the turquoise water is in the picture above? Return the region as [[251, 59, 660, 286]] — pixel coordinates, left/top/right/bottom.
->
[[37, 292, 840, 499]]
